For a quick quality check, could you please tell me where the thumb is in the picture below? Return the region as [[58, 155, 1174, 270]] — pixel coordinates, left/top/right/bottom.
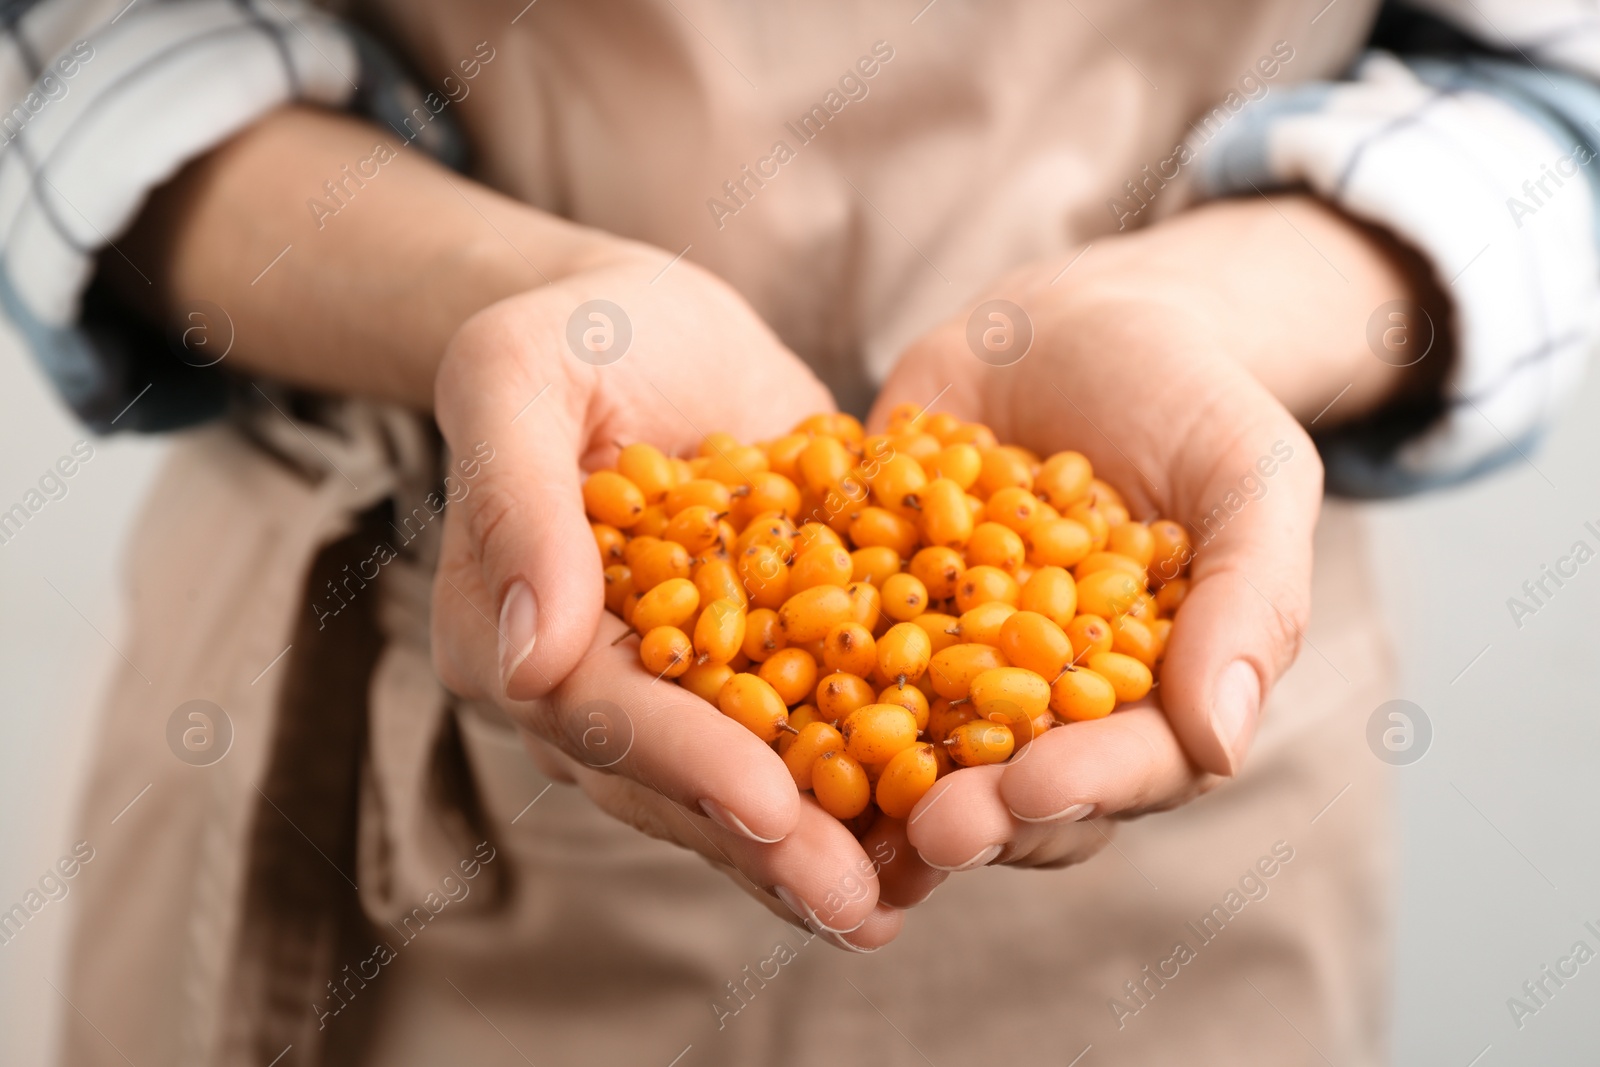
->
[[436, 314, 602, 702], [1158, 424, 1323, 777]]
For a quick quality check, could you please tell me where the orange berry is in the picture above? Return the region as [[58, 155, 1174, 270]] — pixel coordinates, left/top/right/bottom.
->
[[631, 538, 693, 592], [812, 751, 871, 819], [1018, 565, 1077, 627], [1107, 522, 1155, 568], [1156, 577, 1190, 616], [783, 721, 845, 790], [1036, 451, 1092, 510], [1149, 519, 1193, 584], [1073, 551, 1146, 583], [822, 622, 878, 677], [877, 683, 930, 731], [678, 661, 734, 704], [603, 564, 633, 616], [583, 470, 646, 529], [876, 621, 934, 683], [841, 703, 919, 764], [632, 577, 699, 632], [1066, 502, 1111, 552], [955, 601, 1017, 646], [663, 504, 723, 554], [850, 545, 903, 587], [954, 565, 1020, 613], [1086, 651, 1153, 702], [945, 719, 1015, 766], [985, 486, 1043, 534], [718, 673, 790, 742], [779, 585, 855, 643], [1075, 568, 1144, 620], [976, 447, 1034, 497], [758, 647, 819, 706], [815, 671, 877, 724], [593, 523, 627, 566], [997, 610, 1073, 678], [1066, 614, 1114, 663], [640, 626, 693, 679], [843, 581, 884, 632], [970, 666, 1051, 722], [791, 543, 854, 592], [798, 435, 854, 492], [665, 478, 732, 517], [616, 442, 676, 504], [909, 546, 965, 602], [741, 607, 787, 662], [875, 743, 938, 818], [966, 522, 1026, 572], [738, 544, 791, 611], [1049, 666, 1117, 721], [926, 697, 979, 743], [927, 643, 1010, 700], [849, 507, 919, 560], [1026, 517, 1093, 569], [911, 612, 962, 655], [693, 598, 746, 665], [1109, 613, 1160, 668], [909, 477, 974, 549], [693, 557, 747, 609], [880, 572, 929, 622]]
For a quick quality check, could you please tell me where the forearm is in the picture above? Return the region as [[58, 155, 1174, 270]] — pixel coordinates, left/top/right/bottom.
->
[[102, 105, 637, 410], [1061, 195, 1450, 427]]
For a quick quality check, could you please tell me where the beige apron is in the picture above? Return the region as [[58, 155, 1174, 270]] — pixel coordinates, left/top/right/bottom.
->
[[62, 2, 1396, 1063]]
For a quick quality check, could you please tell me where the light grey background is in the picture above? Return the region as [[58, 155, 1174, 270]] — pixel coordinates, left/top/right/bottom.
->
[[0, 346, 1597, 1065]]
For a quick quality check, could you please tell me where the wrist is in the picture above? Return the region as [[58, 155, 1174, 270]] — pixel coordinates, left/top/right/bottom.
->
[[1031, 196, 1450, 427]]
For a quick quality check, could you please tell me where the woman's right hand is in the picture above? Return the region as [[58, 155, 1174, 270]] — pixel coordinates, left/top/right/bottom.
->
[[431, 252, 939, 949]]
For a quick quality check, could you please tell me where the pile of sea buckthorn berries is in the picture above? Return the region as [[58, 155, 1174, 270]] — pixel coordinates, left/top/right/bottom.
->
[[586, 405, 1192, 832]]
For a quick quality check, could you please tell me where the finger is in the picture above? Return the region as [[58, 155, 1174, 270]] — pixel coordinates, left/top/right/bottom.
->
[[528, 609, 801, 842], [904, 765, 1014, 871], [567, 768, 885, 935], [861, 816, 947, 909], [436, 310, 601, 702], [999, 704, 1211, 822], [1162, 417, 1323, 776]]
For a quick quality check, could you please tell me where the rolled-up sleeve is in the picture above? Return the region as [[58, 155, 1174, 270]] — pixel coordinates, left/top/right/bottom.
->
[[1189, 0, 1600, 497], [0, 0, 459, 432]]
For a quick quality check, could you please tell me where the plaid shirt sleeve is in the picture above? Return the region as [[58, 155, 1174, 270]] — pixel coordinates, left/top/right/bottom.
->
[[1190, 0, 1600, 497], [0, 0, 460, 432]]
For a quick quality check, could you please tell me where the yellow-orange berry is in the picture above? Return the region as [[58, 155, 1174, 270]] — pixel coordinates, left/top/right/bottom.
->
[[945, 719, 1015, 766], [758, 647, 820, 706], [640, 626, 693, 679], [583, 470, 646, 529], [841, 703, 919, 764], [875, 743, 939, 818], [812, 751, 871, 819], [783, 721, 845, 790], [1049, 666, 1117, 721], [718, 673, 790, 742]]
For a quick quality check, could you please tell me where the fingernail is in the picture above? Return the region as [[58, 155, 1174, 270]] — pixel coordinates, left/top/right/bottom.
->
[[821, 928, 882, 953], [700, 798, 783, 844], [1210, 660, 1261, 775], [498, 581, 537, 695], [1012, 801, 1094, 825], [924, 843, 1002, 872], [774, 885, 863, 935]]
